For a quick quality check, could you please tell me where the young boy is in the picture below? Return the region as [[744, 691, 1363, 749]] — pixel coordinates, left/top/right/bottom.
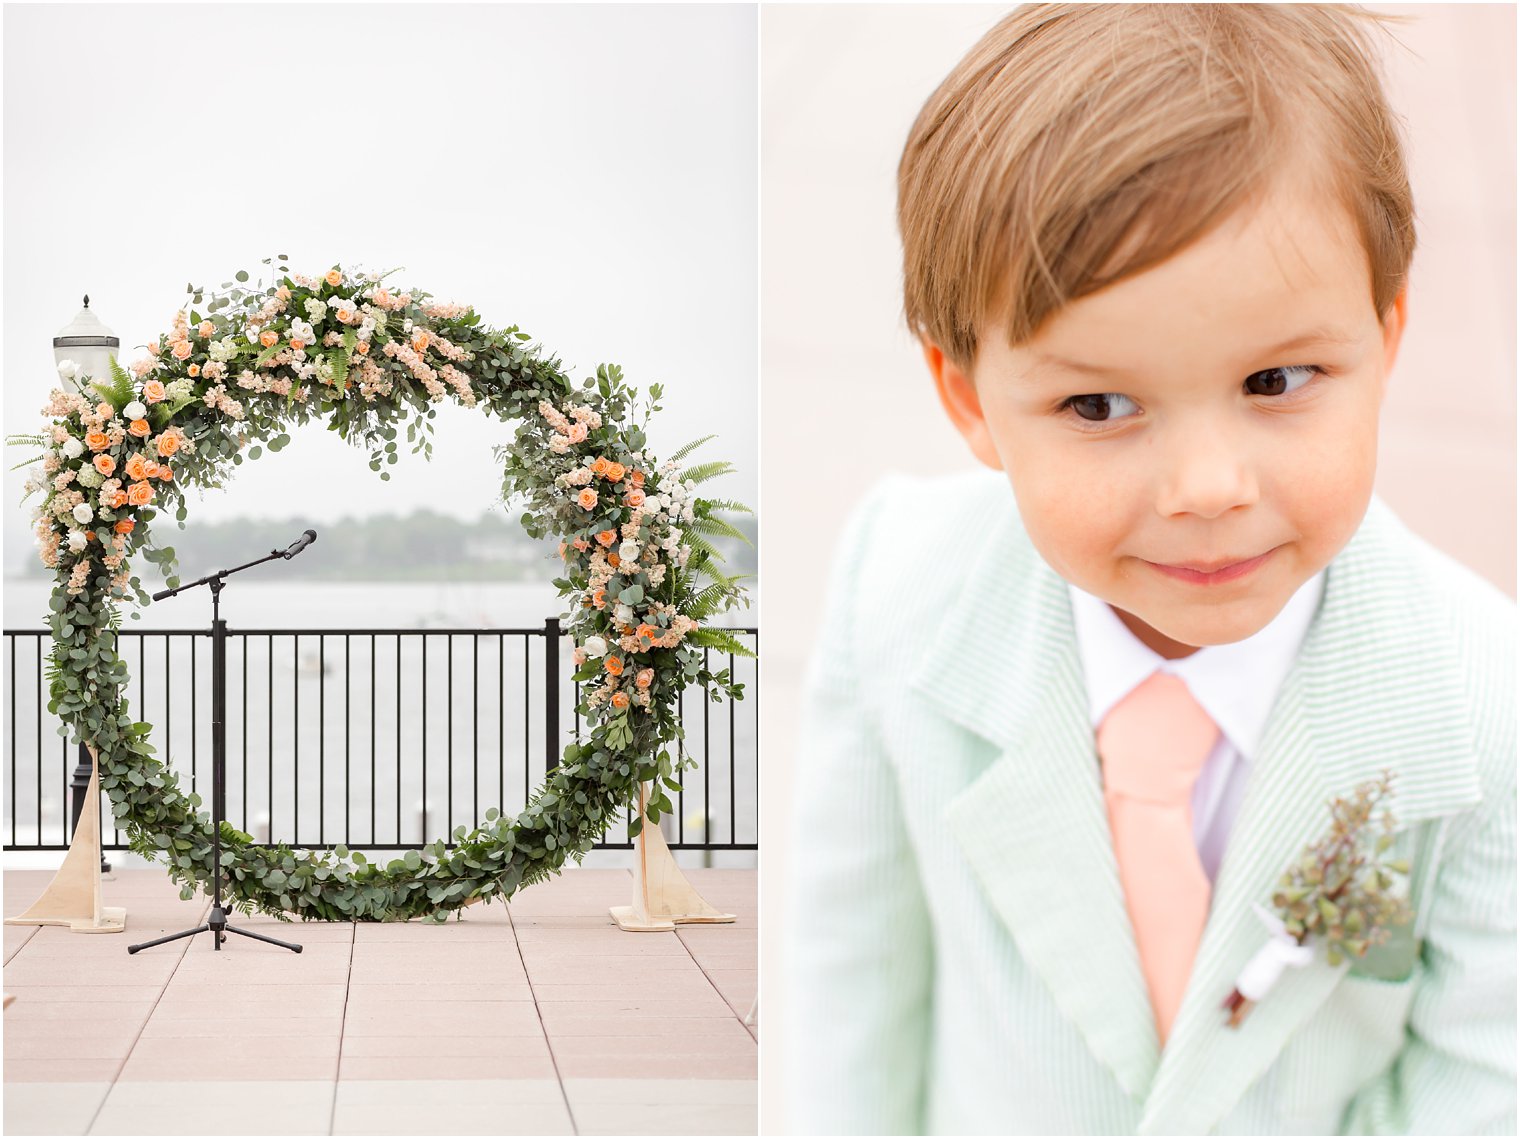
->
[[783, 5, 1515, 1135]]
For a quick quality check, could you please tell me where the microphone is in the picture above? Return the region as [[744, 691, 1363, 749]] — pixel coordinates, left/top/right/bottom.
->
[[282, 529, 317, 559]]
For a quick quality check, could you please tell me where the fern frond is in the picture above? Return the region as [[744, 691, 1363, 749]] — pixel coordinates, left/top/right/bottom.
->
[[688, 626, 758, 659], [89, 355, 136, 411], [680, 460, 735, 486], [667, 433, 717, 464], [687, 514, 753, 548], [696, 497, 753, 515]]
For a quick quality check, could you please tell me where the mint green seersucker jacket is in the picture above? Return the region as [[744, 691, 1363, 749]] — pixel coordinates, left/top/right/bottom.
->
[[782, 470, 1516, 1135]]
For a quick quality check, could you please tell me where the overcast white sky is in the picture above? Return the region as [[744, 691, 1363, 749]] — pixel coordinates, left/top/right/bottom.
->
[[3, 3, 757, 568]]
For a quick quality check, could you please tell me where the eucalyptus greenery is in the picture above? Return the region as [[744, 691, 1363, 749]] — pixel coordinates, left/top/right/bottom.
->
[[13, 260, 752, 922], [1270, 769, 1414, 966]]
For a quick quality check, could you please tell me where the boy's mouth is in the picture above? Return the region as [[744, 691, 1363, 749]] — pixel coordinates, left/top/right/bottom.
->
[[1144, 546, 1280, 584]]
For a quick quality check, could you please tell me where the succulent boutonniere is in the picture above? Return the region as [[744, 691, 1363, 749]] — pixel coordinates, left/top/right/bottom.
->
[[1221, 769, 1414, 1027]]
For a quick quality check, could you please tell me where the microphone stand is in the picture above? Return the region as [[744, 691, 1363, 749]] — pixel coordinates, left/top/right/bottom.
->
[[128, 531, 317, 955]]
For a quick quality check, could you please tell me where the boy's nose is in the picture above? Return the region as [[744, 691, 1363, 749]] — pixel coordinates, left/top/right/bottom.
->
[[1153, 429, 1261, 520]]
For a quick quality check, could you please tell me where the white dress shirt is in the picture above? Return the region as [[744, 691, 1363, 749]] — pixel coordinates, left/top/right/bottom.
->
[[1067, 567, 1327, 884]]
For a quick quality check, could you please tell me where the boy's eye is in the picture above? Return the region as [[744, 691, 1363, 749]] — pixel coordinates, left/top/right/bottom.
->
[[1059, 364, 1325, 428]]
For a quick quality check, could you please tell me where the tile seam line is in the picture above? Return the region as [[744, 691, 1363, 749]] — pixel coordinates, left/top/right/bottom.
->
[[675, 907, 751, 1034], [509, 893, 579, 1135], [328, 920, 356, 1135], [85, 895, 210, 1135]]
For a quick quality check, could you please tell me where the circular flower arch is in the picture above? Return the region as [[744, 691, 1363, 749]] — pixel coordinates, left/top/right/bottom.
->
[[14, 258, 752, 922]]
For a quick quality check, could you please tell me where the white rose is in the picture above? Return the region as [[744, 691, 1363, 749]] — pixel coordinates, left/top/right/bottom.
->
[[583, 636, 608, 658], [642, 495, 662, 513], [123, 400, 147, 420], [618, 541, 640, 564], [56, 359, 79, 380], [71, 503, 93, 525], [60, 437, 84, 460], [67, 531, 87, 552], [614, 603, 635, 626]]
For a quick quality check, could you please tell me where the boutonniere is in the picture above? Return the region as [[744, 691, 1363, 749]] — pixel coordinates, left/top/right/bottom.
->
[[1221, 769, 1414, 1028]]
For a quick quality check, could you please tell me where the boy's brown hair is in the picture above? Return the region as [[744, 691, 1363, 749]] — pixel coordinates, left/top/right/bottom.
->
[[898, 3, 1416, 371]]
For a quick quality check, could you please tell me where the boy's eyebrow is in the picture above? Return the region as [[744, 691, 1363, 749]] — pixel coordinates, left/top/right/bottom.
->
[[1026, 326, 1364, 380]]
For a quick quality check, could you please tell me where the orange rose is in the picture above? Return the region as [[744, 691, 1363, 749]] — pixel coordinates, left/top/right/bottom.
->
[[631, 470, 645, 488], [636, 623, 659, 642], [170, 339, 193, 360], [635, 668, 654, 689], [92, 454, 115, 476], [325, 269, 343, 287], [605, 462, 626, 482], [259, 329, 279, 348], [187, 363, 200, 378], [558, 541, 568, 558], [96, 402, 115, 420], [85, 431, 110, 452], [113, 519, 134, 535], [572, 538, 590, 552], [142, 380, 166, 403], [198, 321, 214, 339], [289, 339, 306, 351], [129, 419, 151, 438], [84, 530, 96, 543], [125, 453, 147, 481], [108, 490, 128, 509], [590, 457, 610, 477], [155, 432, 180, 458], [157, 466, 173, 482], [411, 331, 430, 353], [595, 530, 616, 548], [592, 588, 606, 609], [626, 489, 646, 509], [608, 552, 621, 568], [604, 655, 624, 677], [143, 460, 161, 479], [127, 481, 153, 507], [576, 488, 598, 511], [610, 692, 630, 710]]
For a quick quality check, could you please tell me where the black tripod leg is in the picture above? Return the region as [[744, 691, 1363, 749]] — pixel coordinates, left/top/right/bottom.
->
[[223, 924, 303, 953], [127, 924, 211, 954]]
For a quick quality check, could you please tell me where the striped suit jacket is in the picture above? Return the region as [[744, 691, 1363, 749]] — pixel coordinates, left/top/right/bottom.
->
[[783, 470, 1516, 1135]]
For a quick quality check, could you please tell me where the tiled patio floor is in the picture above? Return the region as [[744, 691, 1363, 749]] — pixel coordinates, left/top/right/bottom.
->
[[3, 867, 756, 1135]]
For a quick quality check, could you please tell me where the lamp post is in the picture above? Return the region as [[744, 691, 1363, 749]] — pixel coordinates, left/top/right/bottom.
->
[[55, 296, 119, 872], [53, 295, 120, 396]]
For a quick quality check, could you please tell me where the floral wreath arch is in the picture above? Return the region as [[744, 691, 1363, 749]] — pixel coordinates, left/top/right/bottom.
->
[[16, 258, 751, 922]]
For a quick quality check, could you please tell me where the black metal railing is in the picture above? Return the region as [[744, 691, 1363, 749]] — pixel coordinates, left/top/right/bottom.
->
[[4, 621, 757, 854]]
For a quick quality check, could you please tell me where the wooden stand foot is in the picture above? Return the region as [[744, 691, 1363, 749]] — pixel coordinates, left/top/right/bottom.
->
[[610, 783, 736, 932]]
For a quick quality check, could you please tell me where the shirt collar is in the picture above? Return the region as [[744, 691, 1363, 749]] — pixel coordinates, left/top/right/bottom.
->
[[1067, 566, 1327, 759]]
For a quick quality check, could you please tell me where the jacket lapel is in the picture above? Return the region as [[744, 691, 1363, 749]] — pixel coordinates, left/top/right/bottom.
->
[[916, 498, 1162, 1100], [912, 490, 1486, 1130]]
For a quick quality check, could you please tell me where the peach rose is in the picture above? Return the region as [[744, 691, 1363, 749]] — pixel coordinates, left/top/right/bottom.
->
[[325, 269, 342, 287], [576, 488, 598, 511], [171, 339, 193, 360], [635, 623, 659, 642], [198, 321, 214, 339], [631, 470, 645, 488], [92, 454, 116, 476], [96, 402, 115, 420], [127, 480, 153, 507], [590, 457, 610, 477], [85, 431, 110, 452], [108, 490, 128, 509], [605, 462, 626, 482], [259, 329, 279, 348], [187, 363, 201, 378], [113, 519, 134, 535], [125, 453, 147, 481], [143, 460, 161, 479], [276, 284, 291, 300], [142, 380, 166, 403], [572, 538, 590, 552], [355, 341, 369, 355], [129, 419, 150, 438], [595, 530, 616, 548], [634, 668, 654, 690], [411, 331, 430, 353], [626, 489, 646, 509], [610, 692, 630, 710], [157, 466, 173, 482], [558, 541, 568, 558], [604, 655, 624, 677]]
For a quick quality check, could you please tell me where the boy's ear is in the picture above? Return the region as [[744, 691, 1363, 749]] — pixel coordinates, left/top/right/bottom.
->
[[921, 340, 1004, 471], [1378, 287, 1408, 399]]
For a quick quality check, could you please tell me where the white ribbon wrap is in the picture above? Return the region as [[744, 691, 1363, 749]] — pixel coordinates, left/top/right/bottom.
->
[[1235, 901, 1317, 1001]]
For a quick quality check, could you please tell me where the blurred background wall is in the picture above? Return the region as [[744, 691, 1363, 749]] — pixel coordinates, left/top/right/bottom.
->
[[758, 3, 1515, 1127]]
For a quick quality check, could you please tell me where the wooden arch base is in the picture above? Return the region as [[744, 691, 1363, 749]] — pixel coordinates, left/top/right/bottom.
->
[[6, 743, 126, 934], [610, 783, 736, 932]]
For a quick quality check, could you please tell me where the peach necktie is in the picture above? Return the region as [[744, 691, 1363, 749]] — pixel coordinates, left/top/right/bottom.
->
[[1097, 670, 1221, 1046]]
